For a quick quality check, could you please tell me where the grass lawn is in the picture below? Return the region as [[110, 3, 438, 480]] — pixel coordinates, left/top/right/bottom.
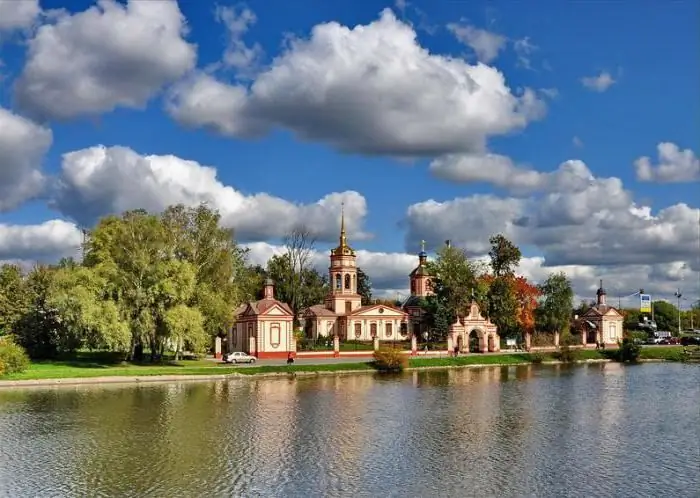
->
[[1, 346, 690, 383]]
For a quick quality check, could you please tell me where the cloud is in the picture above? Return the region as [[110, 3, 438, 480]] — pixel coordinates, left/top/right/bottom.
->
[[167, 9, 545, 156], [0, 0, 41, 33], [513, 37, 537, 70], [214, 4, 263, 76], [0, 219, 82, 262], [0, 106, 52, 211], [581, 71, 616, 92], [406, 169, 700, 271], [429, 154, 595, 195], [14, 0, 196, 120], [49, 145, 370, 243], [573, 136, 584, 148], [446, 23, 506, 63], [634, 142, 700, 183]]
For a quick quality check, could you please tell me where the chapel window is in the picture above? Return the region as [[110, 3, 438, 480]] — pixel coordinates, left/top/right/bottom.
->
[[345, 274, 351, 290], [335, 273, 342, 289]]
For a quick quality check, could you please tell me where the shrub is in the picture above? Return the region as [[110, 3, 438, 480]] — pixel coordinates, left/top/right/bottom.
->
[[529, 352, 545, 364], [373, 347, 408, 372], [555, 333, 580, 363], [616, 338, 641, 363], [0, 337, 31, 375]]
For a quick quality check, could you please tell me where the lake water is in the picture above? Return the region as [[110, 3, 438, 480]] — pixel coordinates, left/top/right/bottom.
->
[[0, 363, 698, 498]]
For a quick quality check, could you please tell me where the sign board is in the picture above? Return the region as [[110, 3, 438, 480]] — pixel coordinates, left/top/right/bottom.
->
[[506, 338, 517, 347], [640, 294, 652, 313]]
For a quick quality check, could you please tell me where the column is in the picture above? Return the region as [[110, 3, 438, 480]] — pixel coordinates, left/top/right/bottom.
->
[[411, 334, 417, 355], [447, 334, 453, 354], [554, 331, 560, 348], [373, 336, 379, 351], [214, 336, 222, 360], [525, 332, 531, 351]]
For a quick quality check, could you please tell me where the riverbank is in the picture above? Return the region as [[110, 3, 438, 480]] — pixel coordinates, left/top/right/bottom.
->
[[0, 346, 690, 388]]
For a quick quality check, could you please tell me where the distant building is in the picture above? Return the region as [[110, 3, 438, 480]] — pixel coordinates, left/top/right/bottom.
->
[[577, 280, 624, 346]]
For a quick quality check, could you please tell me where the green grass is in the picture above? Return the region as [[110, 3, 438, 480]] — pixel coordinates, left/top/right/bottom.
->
[[1, 346, 691, 383]]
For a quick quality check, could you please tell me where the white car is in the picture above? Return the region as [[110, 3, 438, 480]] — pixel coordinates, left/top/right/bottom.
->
[[223, 352, 257, 364]]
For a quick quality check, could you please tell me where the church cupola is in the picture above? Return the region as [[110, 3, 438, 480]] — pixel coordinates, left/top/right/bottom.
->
[[409, 240, 432, 297], [596, 279, 607, 306], [331, 203, 355, 257], [263, 278, 275, 299]]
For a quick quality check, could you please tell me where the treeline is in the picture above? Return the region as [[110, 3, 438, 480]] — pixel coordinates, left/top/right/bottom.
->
[[0, 204, 578, 362], [0, 204, 377, 361], [422, 235, 575, 342]]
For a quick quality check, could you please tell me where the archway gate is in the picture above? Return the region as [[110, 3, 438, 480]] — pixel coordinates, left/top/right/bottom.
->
[[447, 301, 500, 353]]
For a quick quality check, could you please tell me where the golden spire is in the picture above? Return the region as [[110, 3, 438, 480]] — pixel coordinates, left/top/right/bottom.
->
[[339, 202, 347, 248]]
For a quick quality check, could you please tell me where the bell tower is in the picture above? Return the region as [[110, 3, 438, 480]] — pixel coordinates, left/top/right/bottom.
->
[[409, 240, 433, 297], [326, 204, 362, 314]]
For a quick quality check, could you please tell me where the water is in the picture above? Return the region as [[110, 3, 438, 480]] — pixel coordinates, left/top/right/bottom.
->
[[0, 363, 698, 498]]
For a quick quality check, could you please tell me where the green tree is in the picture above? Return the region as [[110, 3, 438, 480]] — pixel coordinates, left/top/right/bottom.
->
[[0, 264, 29, 336], [425, 244, 485, 339], [357, 267, 372, 305], [47, 265, 130, 354], [488, 234, 522, 278], [13, 265, 67, 358], [265, 254, 328, 318], [535, 272, 574, 338], [282, 226, 316, 322], [652, 300, 679, 332]]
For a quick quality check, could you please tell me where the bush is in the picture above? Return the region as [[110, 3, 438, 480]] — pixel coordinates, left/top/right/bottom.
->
[[555, 333, 580, 363], [615, 338, 641, 363], [529, 352, 545, 364], [373, 347, 408, 372], [0, 337, 31, 375]]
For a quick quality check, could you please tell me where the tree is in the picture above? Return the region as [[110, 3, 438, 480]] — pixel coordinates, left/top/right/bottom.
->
[[535, 272, 574, 338], [651, 301, 678, 332], [282, 226, 316, 322], [357, 267, 372, 305], [488, 234, 522, 278], [425, 244, 485, 339], [13, 265, 67, 358], [47, 266, 130, 354], [0, 264, 29, 336], [513, 276, 540, 335], [265, 253, 327, 319]]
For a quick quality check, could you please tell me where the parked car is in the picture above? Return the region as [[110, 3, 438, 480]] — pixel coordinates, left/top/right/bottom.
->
[[680, 335, 700, 346], [223, 352, 257, 364]]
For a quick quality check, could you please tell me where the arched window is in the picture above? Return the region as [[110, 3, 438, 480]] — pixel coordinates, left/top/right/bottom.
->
[[370, 323, 377, 338], [411, 280, 416, 294], [354, 322, 362, 339], [335, 273, 342, 289], [385, 322, 393, 338], [352, 274, 356, 292], [270, 324, 281, 347], [344, 274, 351, 289]]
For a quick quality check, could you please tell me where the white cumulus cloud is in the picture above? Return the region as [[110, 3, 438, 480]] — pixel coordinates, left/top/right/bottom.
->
[[634, 142, 700, 183], [446, 23, 506, 63], [581, 71, 616, 92], [15, 0, 196, 120], [50, 145, 370, 243], [167, 8, 545, 156]]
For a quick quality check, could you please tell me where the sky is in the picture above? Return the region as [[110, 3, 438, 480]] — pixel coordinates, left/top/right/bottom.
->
[[0, 0, 698, 308]]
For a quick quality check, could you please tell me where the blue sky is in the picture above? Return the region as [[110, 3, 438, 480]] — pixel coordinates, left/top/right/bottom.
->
[[0, 0, 698, 303]]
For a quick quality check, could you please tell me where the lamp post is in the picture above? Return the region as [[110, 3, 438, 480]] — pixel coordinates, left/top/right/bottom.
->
[[674, 289, 683, 336]]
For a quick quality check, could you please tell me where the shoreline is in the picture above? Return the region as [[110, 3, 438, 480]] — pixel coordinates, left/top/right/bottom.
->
[[0, 358, 679, 390]]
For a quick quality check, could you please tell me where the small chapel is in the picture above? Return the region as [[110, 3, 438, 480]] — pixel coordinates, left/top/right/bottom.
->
[[576, 280, 624, 347], [301, 208, 409, 341]]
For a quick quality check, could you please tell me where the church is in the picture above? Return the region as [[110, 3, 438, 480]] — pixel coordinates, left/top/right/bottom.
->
[[301, 209, 409, 341]]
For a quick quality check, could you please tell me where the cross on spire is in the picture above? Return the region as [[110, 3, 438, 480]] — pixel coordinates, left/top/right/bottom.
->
[[420, 239, 425, 252]]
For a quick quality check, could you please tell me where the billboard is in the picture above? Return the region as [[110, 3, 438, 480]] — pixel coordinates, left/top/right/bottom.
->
[[640, 294, 652, 313]]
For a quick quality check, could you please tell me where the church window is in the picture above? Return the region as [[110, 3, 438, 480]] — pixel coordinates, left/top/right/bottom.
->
[[370, 323, 377, 338], [609, 324, 617, 340], [248, 323, 254, 338], [411, 280, 416, 294], [426, 279, 433, 291], [354, 323, 362, 338], [345, 274, 351, 289], [400, 323, 408, 336], [352, 274, 356, 292], [385, 323, 393, 338], [270, 324, 281, 347], [335, 273, 342, 289]]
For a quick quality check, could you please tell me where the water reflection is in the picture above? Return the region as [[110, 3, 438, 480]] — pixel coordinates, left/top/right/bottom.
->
[[0, 364, 698, 497]]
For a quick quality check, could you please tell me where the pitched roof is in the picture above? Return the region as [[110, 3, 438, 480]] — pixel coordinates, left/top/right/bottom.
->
[[348, 303, 407, 316], [304, 304, 338, 317], [237, 298, 293, 317]]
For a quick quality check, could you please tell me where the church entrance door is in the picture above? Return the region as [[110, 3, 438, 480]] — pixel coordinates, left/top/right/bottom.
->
[[469, 330, 481, 353]]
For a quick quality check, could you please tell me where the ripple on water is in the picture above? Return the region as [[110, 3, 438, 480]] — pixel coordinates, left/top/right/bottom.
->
[[0, 364, 698, 498]]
